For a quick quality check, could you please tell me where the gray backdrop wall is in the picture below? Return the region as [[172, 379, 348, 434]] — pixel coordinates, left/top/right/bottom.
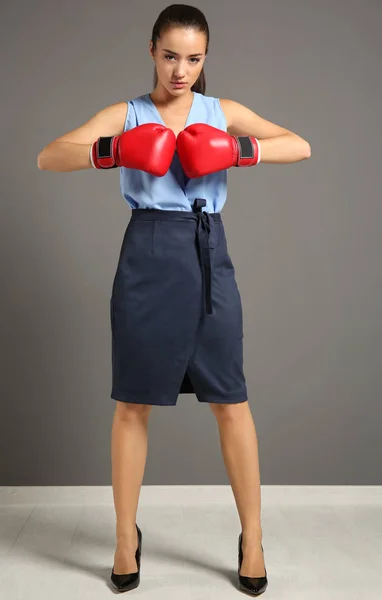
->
[[1, 0, 381, 484]]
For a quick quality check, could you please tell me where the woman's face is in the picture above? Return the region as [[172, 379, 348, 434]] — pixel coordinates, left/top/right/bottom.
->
[[150, 27, 207, 95]]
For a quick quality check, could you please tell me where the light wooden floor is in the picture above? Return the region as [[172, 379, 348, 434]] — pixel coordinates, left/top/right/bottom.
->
[[0, 486, 381, 599]]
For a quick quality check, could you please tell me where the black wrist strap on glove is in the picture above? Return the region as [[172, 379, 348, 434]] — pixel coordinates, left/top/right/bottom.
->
[[91, 136, 119, 169]]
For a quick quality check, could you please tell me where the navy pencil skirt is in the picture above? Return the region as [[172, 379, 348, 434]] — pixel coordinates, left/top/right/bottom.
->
[[110, 198, 248, 406]]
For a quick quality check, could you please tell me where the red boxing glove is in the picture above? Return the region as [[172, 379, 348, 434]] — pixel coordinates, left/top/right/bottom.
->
[[91, 123, 176, 176], [177, 123, 260, 178]]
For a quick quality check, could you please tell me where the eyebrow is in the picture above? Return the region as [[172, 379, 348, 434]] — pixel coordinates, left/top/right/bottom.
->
[[162, 49, 203, 57]]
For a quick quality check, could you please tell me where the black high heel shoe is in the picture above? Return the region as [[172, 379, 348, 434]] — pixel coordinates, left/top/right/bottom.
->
[[238, 532, 268, 596], [111, 523, 142, 592]]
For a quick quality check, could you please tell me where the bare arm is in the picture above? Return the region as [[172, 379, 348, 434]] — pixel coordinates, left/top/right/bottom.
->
[[37, 102, 128, 172], [220, 98, 311, 163]]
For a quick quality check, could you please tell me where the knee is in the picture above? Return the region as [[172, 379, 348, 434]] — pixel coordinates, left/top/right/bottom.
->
[[114, 400, 153, 421], [209, 400, 248, 419]]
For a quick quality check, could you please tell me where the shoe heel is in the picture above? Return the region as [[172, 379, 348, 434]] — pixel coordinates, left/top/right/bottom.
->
[[111, 523, 142, 592]]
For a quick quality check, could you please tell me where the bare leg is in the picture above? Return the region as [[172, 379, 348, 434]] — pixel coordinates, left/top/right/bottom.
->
[[209, 401, 266, 577], [111, 401, 152, 574]]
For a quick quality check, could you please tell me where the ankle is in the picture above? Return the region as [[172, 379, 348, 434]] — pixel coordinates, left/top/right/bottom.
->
[[115, 539, 138, 554], [116, 530, 138, 545], [116, 523, 137, 536], [241, 527, 263, 542]]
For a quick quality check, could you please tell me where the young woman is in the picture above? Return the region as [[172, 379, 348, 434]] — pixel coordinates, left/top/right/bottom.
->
[[38, 3, 310, 596]]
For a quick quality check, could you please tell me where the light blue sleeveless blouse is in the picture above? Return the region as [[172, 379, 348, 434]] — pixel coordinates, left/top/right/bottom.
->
[[119, 91, 228, 212]]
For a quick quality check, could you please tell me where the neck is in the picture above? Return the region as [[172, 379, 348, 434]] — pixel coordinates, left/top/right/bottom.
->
[[150, 86, 194, 109]]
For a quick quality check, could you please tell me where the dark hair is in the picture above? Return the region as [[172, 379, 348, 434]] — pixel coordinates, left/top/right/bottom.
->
[[151, 4, 209, 95]]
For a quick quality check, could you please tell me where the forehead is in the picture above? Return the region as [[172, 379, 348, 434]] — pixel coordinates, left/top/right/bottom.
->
[[158, 27, 206, 53]]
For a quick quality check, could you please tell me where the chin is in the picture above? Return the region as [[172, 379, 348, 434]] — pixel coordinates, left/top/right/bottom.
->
[[169, 85, 188, 91]]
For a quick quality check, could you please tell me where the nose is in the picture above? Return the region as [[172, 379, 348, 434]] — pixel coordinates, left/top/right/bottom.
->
[[174, 61, 187, 78]]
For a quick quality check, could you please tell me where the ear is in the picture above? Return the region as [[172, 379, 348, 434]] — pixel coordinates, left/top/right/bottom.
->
[[149, 41, 155, 60]]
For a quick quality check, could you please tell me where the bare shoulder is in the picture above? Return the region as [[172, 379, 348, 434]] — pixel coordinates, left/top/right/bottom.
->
[[217, 98, 235, 129], [53, 101, 129, 145]]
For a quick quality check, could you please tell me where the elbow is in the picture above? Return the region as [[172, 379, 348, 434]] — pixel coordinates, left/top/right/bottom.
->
[[291, 135, 311, 160], [37, 151, 47, 170]]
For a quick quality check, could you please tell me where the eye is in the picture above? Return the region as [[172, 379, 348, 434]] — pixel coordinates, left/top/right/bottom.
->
[[164, 55, 201, 64]]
